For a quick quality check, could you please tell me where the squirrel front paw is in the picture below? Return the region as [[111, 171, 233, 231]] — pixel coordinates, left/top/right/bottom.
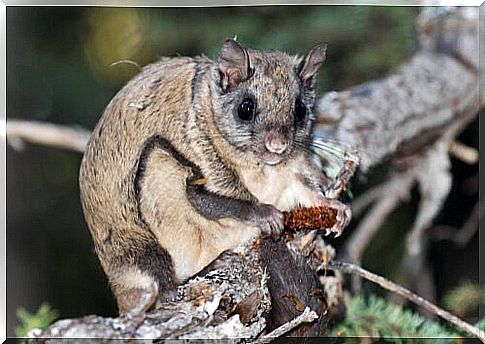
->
[[252, 203, 284, 240]]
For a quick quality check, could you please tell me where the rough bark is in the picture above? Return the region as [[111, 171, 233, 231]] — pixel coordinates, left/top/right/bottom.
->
[[315, 7, 480, 172], [27, 248, 272, 342]]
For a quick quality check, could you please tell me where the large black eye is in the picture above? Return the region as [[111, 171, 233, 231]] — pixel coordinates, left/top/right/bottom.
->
[[294, 98, 307, 122], [238, 98, 255, 121]]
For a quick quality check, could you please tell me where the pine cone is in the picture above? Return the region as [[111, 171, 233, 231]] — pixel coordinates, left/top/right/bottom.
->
[[283, 206, 338, 231]]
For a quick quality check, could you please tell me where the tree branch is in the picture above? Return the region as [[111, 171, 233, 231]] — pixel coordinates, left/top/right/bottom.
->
[[254, 307, 318, 344], [431, 199, 485, 247], [350, 183, 386, 217], [449, 141, 479, 165], [343, 170, 415, 264], [6, 120, 90, 153], [315, 7, 480, 172]]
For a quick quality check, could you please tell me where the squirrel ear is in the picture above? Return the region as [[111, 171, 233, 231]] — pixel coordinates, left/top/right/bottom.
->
[[297, 44, 327, 88], [218, 39, 251, 92]]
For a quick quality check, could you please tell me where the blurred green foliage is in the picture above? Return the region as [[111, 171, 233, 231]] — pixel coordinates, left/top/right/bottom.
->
[[7, 6, 418, 129], [329, 294, 482, 343], [15, 303, 59, 338], [443, 282, 485, 318], [92, 6, 417, 91]]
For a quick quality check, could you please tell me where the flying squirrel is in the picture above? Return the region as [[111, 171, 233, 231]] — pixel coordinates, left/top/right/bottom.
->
[[79, 39, 350, 316]]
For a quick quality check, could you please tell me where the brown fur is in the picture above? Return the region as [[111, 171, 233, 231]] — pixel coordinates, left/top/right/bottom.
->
[[79, 40, 331, 314]]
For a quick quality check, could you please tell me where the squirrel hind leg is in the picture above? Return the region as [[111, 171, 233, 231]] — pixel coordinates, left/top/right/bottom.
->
[[99, 232, 177, 316], [110, 268, 160, 316]]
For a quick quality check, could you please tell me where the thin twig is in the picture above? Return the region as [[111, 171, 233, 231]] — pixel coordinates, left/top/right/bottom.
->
[[255, 307, 318, 344], [344, 189, 403, 293], [449, 141, 479, 165], [328, 260, 485, 342], [431, 199, 484, 246], [344, 172, 414, 264], [345, 195, 398, 263], [351, 183, 387, 217], [6, 120, 90, 153]]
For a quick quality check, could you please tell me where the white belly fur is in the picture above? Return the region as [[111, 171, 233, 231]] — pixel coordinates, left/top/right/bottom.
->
[[239, 157, 323, 211]]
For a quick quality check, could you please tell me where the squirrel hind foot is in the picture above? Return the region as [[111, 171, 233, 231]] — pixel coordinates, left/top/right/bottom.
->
[[111, 268, 160, 316]]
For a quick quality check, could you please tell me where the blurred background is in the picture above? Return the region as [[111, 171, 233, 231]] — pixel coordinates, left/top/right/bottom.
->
[[6, 6, 479, 337]]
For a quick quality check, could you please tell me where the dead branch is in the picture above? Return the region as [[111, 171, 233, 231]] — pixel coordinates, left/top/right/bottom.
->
[[328, 260, 485, 342], [350, 183, 386, 217], [315, 7, 480, 172], [449, 141, 479, 165], [399, 104, 479, 302], [254, 307, 318, 344], [6, 120, 90, 153], [403, 102, 476, 245], [344, 171, 415, 264], [27, 247, 272, 342], [431, 199, 485, 246], [327, 7, 480, 300]]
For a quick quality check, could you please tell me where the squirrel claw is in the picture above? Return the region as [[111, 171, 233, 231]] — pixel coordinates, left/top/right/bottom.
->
[[315, 196, 351, 237], [330, 204, 351, 237]]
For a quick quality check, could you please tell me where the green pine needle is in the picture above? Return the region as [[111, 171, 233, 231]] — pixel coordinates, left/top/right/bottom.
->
[[329, 294, 467, 343], [15, 303, 59, 338]]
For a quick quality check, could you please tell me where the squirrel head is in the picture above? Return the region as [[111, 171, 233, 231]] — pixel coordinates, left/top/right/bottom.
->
[[211, 39, 327, 167]]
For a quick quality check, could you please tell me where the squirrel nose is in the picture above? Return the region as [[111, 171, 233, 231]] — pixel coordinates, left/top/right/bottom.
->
[[264, 131, 288, 154]]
